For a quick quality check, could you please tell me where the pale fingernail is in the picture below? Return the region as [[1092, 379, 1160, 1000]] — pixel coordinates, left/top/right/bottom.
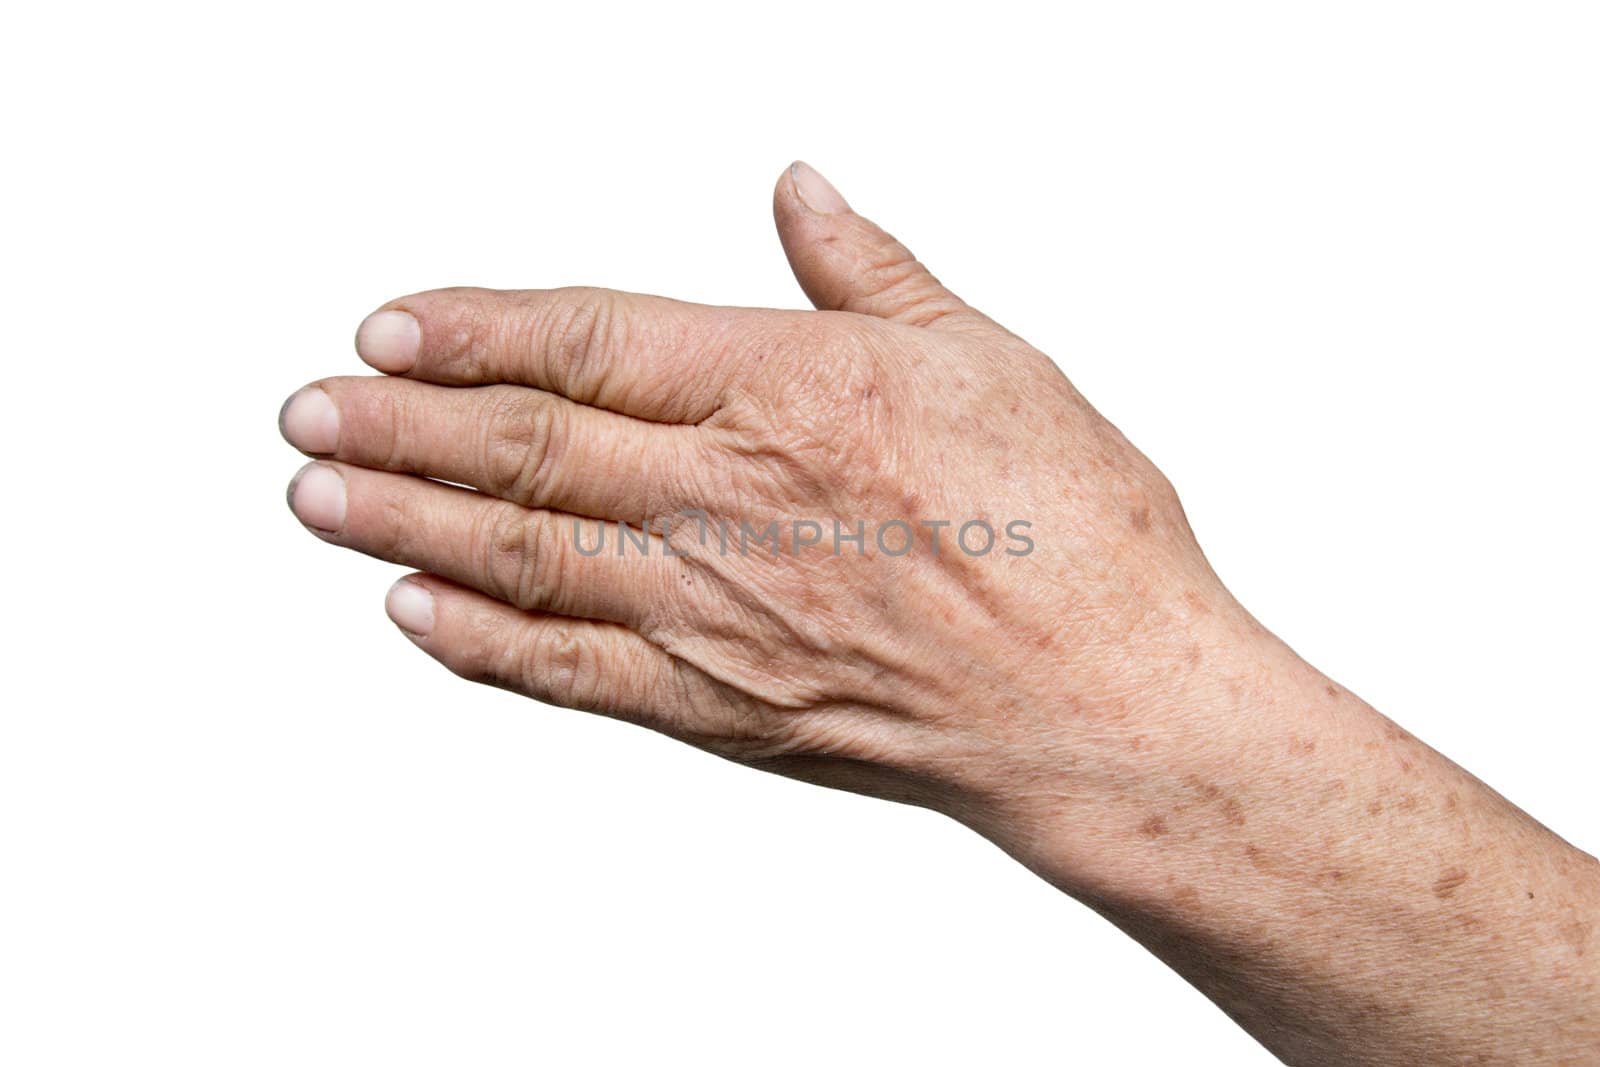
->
[[790, 161, 849, 215], [279, 386, 339, 454], [386, 578, 435, 637], [355, 309, 421, 373], [288, 462, 346, 532]]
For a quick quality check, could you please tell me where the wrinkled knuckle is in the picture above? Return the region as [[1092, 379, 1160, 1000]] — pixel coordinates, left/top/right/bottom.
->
[[373, 389, 417, 470], [479, 390, 528, 492], [854, 238, 960, 325], [545, 286, 623, 393], [477, 506, 553, 608], [482, 391, 561, 504], [858, 235, 921, 297], [512, 511, 557, 608], [528, 627, 602, 710]]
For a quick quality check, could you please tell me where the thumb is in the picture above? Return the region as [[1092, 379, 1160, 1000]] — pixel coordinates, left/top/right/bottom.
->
[[773, 161, 981, 329]]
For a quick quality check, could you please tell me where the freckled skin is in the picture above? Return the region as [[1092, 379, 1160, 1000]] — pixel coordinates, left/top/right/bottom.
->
[[285, 164, 1600, 1065]]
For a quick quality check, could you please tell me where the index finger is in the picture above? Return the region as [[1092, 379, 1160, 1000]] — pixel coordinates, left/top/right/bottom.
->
[[355, 285, 764, 424]]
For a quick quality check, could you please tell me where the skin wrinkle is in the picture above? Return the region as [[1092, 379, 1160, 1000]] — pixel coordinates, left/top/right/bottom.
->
[[282, 164, 1600, 1065]]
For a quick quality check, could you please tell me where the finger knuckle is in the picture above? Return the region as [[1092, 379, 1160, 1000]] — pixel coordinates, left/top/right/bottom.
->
[[481, 390, 562, 505], [542, 286, 623, 395], [478, 506, 554, 608], [370, 387, 416, 470], [857, 234, 923, 298], [851, 233, 962, 325], [527, 626, 603, 710]]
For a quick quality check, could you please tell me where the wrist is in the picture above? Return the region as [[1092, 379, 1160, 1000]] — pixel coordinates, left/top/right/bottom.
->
[[943, 606, 1322, 894], [955, 614, 1600, 1062]]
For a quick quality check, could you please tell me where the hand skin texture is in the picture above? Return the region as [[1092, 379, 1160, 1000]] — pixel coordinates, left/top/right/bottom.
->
[[281, 162, 1599, 1065]]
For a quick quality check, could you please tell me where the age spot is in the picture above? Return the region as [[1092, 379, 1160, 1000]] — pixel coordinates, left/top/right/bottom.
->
[[1560, 919, 1592, 956], [1384, 722, 1413, 744], [1221, 798, 1247, 826], [1432, 867, 1470, 899], [1244, 843, 1275, 875], [1139, 814, 1169, 838]]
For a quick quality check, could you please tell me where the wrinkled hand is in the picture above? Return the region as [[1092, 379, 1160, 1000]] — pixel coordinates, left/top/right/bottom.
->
[[284, 163, 1600, 1065], [282, 163, 1240, 839]]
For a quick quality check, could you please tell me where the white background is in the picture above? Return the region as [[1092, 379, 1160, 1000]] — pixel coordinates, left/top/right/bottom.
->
[[3, 2, 1597, 1063]]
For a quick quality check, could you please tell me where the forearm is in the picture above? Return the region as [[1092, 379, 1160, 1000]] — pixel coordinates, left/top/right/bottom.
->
[[977, 623, 1600, 1064]]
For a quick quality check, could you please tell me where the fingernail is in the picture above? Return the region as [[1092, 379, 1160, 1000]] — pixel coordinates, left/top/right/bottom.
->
[[790, 161, 849, 215], [386, 578, 435, 637], [355, 309, 421, 373], [279, 386, 340, 454], [287, 462, 347, 532]]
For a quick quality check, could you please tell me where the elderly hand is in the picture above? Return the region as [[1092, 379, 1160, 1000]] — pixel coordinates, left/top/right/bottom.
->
[[282, 162, 1600, 1066], [281, 162, 1231, 829]]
